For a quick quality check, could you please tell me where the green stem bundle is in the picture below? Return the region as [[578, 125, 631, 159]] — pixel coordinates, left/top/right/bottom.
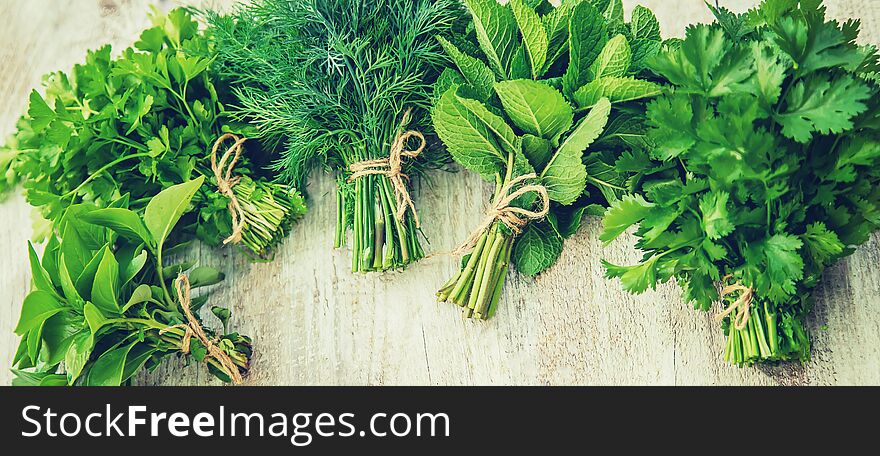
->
[[438, 222, 513, 320]]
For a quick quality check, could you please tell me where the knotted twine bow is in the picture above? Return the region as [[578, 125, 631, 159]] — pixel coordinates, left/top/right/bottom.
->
[[347, 109, 426, 228], [161, 274, 243, 385], [211, 133, 248, 245], [452, 173, 550, 256], [714, 275, 754, 330]]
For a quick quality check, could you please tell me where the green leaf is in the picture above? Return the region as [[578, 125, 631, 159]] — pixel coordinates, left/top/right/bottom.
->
[[455, 91, 520, 156], [122, 343, 157, 383], [602, 256, 659, 294], [541, 98, 610, 205], [120, 250, 148, 286], [189, 266, 226, 288], [122, 284, 155, 313], [75, 245, 107, 300], [58, 255, 83, 307], [630, 5, 661, 41], [27, 90, 55, 132], [494, 79, 573, 141], [433, 88, 506, 180], [801, 222, 844, 265], [143, 175, 204, 248], [41, 311, 82, 365], [81, 208, 153, 245], [510, 0, 548, 78], [775, 74, 871, 143], [83, 302, 108, 336], [572, 77, 661, 110], [600, 193, 654, 244], [28, 242, 59, 298], [512, 221, 564, 276], [589, 34, 631, 79], [562, 1, 607, 96], [65, 330, 93, 384], [463, 0, 519, 77], [522, 134, 553, 171], [699, 191, 734, 240], [15, 290, 64, 335], [90, 248, 120, 315], [85, 341, 138, 386], [436, 36, 496, 101]]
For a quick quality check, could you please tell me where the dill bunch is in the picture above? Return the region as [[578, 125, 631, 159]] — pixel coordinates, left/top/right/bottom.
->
[[209, 0, 463, 272]]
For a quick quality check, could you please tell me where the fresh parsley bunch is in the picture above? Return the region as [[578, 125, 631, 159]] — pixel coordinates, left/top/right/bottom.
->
[[0, 8, 306, 257], [13, 179, 252, 386], [208, 0, 462, 272], [600, 0, 880, 365], [433, 0, 666, 319]]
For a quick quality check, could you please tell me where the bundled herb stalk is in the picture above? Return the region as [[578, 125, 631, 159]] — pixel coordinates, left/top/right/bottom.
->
[[13, 179, 252, 386], [600, 0, 880, 365], [0, 8, 306, 257], [208, 0, 462, 272], [433, 0, 666, 318]]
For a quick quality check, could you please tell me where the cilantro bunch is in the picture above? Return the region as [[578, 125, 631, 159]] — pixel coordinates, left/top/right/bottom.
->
[[432, 0, 666, 319], [600, 0, 880, 365], [0, 8, 306, 257], [13, 179, 251, 386], [208, 0, 462, 272]]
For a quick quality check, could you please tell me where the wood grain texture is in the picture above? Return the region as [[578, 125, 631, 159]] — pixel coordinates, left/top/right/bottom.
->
[[0, 0, 878, 386]]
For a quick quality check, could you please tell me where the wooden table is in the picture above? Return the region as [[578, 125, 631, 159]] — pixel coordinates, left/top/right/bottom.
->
[[1, 0, 879, 385]]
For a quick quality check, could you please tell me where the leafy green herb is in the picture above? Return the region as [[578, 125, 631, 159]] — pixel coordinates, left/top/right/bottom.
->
[[208, 0, 462, 272], [0, 8, 306, 257], [600, 0, 880, 366], [433, 0, 666, 319], [12, 179, 251, 385]]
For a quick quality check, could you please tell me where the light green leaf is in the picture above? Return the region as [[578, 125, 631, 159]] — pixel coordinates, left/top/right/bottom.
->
[[801, 222, 845, 265], [90, 248, 120, 315], [600, 193, 654, 244], [80, 208, 153, 245], [456, 92, 520, 156], [603, 256, 659, 294], [512, 221, 564, 276], [590, 34, 631, 79], [83, 302, 108, 334], [65, 330, 93, 384], [541, 98, 611, 205], [436, 36, 495, 101], [562, 1, 607, 96], [572, 77, 662, 109], [15, 290, 64, 335], [494, 79, 573, 141], [463, 0, 519, 77], [603, 0, 624, 25], [189, 266, 226, 288], [85, 341, 138, 386], [776, 74, 870, 143], [120, 250, 148, 286], [630, 5, 661, 41], [522, 134, 553, 172], [28, 242, 59, 298], [122, 284, 155, 313], [433, 87, 506, 180], [41, 312, 82, 365], [510, 0, 548, 78], [143, 175, 204, 248], [699, 191, 734, 240]]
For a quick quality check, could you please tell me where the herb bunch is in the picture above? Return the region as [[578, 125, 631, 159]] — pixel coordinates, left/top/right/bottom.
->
[[208, 0, 462, 272], [13, 178, 251, 386], [0, 8, 306, 257], [432, 0, 666, 319], [600, 0, 880, 365]]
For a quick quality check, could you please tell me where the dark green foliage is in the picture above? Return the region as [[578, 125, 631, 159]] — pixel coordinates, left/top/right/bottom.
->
[[601, 0, 880, 365]]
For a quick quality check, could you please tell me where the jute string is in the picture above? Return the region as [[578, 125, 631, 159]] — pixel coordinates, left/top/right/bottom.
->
[[452, 173, 550, 256], [347, 110, 426, 228], [211, 133, 248, 245], [714, 275, 753, 330], [161, 274, 243, 385]]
